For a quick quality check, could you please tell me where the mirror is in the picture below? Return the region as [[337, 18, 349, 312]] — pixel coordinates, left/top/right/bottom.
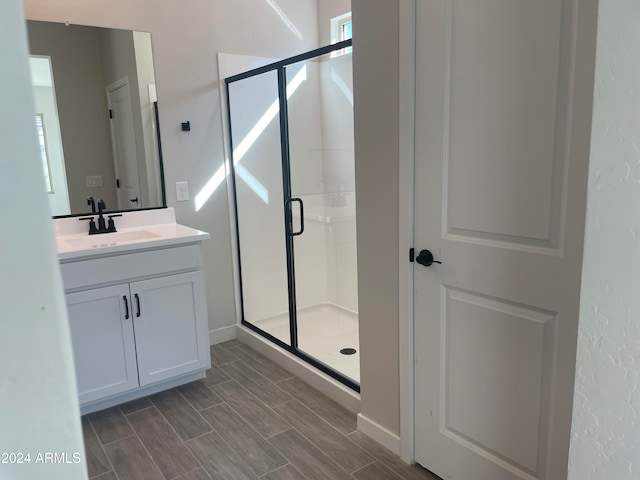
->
[[26, 20, 166, 217]]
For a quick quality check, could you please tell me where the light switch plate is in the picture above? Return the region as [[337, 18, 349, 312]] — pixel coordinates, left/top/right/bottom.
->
[[176, 181, 189, 201], [86, 175, 103, 188]]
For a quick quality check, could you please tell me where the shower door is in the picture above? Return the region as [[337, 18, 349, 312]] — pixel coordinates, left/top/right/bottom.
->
[[285, 53, 359, 383], [227, 69, 291, 346], [226, 41, 358, 390]]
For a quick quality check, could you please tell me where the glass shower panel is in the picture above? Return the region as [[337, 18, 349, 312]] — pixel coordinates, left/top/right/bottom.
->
[[285, 53, 359, 382], [228, 70, 290, 345]]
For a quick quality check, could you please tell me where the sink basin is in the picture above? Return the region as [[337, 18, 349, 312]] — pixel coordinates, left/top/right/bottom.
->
[[65, 229, 161, 249]]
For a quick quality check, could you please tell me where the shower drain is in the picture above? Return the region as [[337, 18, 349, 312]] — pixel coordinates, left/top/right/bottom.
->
[[340, 348, 357, 355]]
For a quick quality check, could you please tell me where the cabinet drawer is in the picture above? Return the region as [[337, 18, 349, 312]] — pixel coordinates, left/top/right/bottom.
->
[[61, 244, 201, 291]]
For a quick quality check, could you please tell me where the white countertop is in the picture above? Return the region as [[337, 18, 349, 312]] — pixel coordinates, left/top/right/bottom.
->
[[55, 208, 210, 261]]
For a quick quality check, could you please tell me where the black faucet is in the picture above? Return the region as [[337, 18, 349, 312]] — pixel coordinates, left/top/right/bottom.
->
[[80, 200, 122, 235], [87, 196, 96, 214], [97, 199, 107, 233]]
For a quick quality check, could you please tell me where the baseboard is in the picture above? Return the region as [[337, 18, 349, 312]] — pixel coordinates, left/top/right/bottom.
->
[[357, 413, 401, 455], [80, 370, 205, 415], [209, 325, 237, 345], [236, 325, 361, 413]]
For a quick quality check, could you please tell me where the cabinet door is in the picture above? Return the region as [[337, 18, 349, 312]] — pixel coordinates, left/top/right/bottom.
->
[[66, 284, 138, 404], [131, 271, 209, 386]]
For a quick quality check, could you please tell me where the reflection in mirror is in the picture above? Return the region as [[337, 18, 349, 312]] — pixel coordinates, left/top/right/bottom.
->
[[26, 21, 166, 217]]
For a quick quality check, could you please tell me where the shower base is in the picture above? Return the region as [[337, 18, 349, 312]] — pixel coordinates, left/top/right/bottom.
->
[[252, 303, 360, 383]]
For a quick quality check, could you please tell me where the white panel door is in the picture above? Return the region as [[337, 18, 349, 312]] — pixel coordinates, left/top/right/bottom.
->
[[131, 272, 209, 386], [66, 284, 138, 404], [107, 77, 141, 210], [413, 1, 597, 479]]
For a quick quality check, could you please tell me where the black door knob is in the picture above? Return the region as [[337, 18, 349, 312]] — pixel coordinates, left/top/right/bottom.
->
[[416, 249, 441, 267]]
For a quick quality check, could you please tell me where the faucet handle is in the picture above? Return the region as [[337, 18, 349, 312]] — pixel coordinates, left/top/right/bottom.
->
[[79, 216, 99, 235], [107, 214, 122, 233]]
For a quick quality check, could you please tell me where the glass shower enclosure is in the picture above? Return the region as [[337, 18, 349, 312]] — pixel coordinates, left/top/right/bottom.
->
[[226, 40, 358, 390]]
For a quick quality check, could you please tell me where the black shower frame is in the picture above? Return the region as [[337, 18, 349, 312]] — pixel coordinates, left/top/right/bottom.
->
[[225, 39, 358, 392]]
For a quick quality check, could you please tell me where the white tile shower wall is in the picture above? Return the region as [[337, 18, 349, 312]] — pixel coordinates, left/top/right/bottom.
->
[[237, 50, 357, 322], [320, 54, 355, 194], [293, 194, 329, 309], [288, 61, 326, 196], [294, 192, 358, 313], [318, 193, 358, 312], [568, 1, 640, 479], [334, 204, 358, 312], [318, 52, 357, 313], [287, 59, 330, 311]]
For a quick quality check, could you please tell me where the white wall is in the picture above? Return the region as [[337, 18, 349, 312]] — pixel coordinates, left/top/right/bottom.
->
[[317, 0, 351, 45], [568, 1, 640, 479], [24, 0, 320, 341], [0, 1, 86, 478], [101, 29, 138, 98], [352, 0, 400, 434]]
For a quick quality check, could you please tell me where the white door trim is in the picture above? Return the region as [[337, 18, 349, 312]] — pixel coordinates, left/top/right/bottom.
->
[[106, 75, 142, 210], [106, 75, 129, 95], [398, 0, 417, 465]]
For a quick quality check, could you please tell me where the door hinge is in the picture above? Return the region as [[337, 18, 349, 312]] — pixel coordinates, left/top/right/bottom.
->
[[409, 248, 415, 262], [109, 109, 113, 119], [116, 179, 120, 188]]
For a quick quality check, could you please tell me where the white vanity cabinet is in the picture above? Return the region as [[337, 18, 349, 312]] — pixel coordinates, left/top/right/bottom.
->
[[129, 271, 207, 386], [66, 284, 138, 404], [60, 242, 210, 414]]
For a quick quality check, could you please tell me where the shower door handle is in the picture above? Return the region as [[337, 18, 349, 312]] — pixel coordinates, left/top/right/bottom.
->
[[287, 197, 304, 236]]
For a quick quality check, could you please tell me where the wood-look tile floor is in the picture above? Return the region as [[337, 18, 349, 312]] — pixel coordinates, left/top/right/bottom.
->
[[82, 340, 440, 480]]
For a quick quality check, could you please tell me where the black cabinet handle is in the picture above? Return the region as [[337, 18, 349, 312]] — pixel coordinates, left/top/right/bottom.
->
[[130, 197, 139, 203], [135, 293, 141, 317], [123, 296, 130, 319]]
